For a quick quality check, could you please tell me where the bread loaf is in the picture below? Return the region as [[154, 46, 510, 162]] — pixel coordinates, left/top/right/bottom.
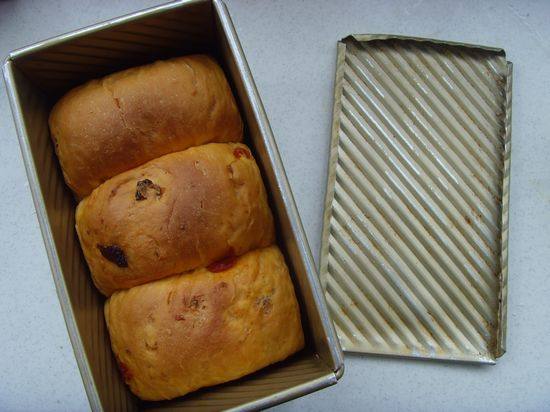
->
[[76, 143, 274, 296], [105, 245, 304, 401], [49, 55, 243, 198]]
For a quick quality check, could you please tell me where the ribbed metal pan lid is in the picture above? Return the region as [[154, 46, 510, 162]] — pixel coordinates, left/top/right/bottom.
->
[[320, 34, 512, 364]]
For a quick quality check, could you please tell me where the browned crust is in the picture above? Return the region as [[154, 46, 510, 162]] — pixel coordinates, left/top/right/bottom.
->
[[76, 143, 275, 295], [105, 246, 305, 401], [49, 55, 243, 198]]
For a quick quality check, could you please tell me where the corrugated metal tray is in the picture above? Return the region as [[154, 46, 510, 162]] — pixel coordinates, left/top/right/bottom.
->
[[3, 1, 344, 410], [320, 34, 512, 363]]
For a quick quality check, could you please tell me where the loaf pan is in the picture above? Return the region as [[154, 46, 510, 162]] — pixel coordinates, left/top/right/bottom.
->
[[3, 1, 344, 410], [320, 34, 512, 364]]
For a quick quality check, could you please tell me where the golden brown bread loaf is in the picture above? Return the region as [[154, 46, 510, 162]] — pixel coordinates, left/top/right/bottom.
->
[[76, 143, 275, 296], [49, 55, 243, 198], [105, 245, 305, 401]]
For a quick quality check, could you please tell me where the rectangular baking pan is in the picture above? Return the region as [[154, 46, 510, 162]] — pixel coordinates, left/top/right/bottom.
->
[[320, 34, 512, 364], [3, 1, 344, 410]]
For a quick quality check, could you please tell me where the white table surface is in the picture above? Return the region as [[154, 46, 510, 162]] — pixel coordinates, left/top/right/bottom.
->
[[1, 0, 549, 410]]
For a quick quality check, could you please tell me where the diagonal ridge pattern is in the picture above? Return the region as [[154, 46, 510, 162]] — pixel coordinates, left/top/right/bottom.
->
[[320, 37, 511, 363]]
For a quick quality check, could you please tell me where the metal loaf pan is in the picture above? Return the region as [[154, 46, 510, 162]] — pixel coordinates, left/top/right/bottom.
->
[[3, 1, 344, 410]]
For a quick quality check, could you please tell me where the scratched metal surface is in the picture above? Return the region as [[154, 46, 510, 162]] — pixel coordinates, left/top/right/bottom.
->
[[320, 35, 512, 363]]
